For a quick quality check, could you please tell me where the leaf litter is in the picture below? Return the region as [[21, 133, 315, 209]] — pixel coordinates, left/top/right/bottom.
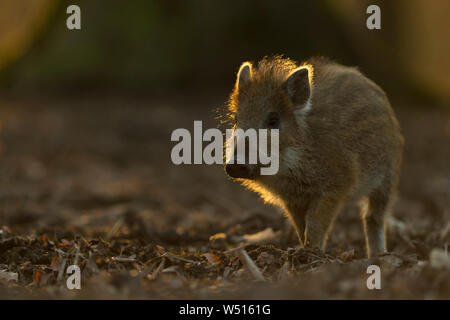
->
[[0, 96, 449, 299]]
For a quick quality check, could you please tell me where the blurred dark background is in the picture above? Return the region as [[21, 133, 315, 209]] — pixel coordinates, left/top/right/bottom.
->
[[1, 0, 449, 104]]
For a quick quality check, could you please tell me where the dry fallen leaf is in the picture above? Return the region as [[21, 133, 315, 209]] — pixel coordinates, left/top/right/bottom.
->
[[50, 254, 60, 271], [203, 252, 221, 265], [39, 234, 47, 243], [58, 239, 73, 248], [33, 270, 41, 285], [209, 233, 227, 242], [156, 245, 166, 255]]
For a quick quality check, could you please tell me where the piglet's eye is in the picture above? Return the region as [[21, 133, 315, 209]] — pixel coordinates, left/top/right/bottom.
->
[[265, 112, 280, 129]]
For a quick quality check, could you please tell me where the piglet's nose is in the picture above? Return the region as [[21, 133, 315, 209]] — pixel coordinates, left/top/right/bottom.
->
[[225, 163, 253, 179]]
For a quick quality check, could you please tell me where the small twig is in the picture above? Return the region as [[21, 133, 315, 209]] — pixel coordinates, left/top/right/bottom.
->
[[145, 255, 163, 265], [112, 257, 136, 263], [151, 258, 165, 280], [106, 216, 125, 241], [236, 248, 265, 282], [57, 258, 67, 282], [161, 252, 199, 265], [224, 244, 251, 254], [54, 248, 68, 257], [74, 245, 81, 266]]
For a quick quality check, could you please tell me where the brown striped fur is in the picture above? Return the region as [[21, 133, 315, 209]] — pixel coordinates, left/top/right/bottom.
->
[[225, 56, 404, 257]]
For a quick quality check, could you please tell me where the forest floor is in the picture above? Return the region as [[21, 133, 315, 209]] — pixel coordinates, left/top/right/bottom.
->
[[0, 91, 449, 299]]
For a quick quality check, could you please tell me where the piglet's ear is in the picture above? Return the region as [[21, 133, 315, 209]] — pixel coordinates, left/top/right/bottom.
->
[[284, 66, 312, 110], [236, 62, 252, 89]]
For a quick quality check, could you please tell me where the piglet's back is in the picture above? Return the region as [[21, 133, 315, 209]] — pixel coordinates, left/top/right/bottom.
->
[[308, 58, 402, 151]]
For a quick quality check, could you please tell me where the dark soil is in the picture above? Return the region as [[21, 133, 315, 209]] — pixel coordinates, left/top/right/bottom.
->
[[0, 93, 449, 299]]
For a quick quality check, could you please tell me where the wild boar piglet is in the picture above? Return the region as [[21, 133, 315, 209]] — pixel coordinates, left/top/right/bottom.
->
[[224, 56, 404, 257]]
